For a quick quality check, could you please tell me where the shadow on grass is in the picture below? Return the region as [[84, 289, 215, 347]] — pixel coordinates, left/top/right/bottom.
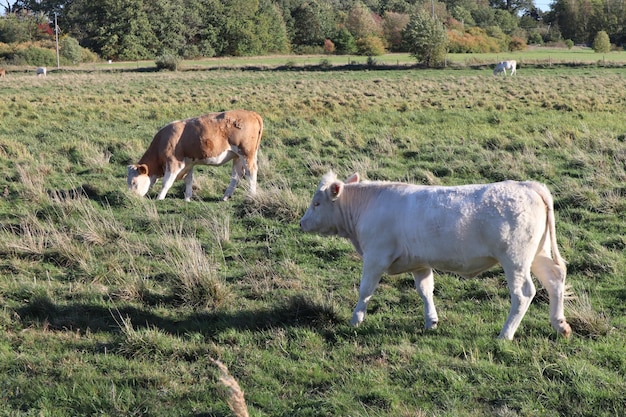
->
[[15, 293, 343, 338]]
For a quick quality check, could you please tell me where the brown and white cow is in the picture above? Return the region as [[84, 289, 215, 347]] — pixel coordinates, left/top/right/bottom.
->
[[127, 110, 263, 201], [300, 172, 571, 340]]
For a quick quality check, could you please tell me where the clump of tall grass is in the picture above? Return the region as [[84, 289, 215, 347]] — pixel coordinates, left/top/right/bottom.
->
[[158, 221, 230, 309], [242, 177, 306, 222], [566, 292, 613, 338]]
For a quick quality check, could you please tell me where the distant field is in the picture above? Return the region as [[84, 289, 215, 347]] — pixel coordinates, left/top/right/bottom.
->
[[0, 64, 624, 416], [70, 46, 626, 72]]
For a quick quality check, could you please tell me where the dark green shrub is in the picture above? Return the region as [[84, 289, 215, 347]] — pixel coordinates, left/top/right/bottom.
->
[[12, 46, 56, 66], [155, 54, 181, 71], [60, 36, 82, 64]]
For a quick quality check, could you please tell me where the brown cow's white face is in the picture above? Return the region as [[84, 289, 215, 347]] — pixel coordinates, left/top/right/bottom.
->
[[127, 165, 151, 197]]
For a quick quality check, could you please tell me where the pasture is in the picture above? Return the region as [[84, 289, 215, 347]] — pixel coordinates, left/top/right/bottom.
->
[[0, 61, 624, 416]]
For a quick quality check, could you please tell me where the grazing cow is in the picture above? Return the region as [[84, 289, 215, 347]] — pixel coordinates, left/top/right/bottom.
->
[[300, 172, 571, 340], [127, 109, 263, 201], [493, 60, 516, 76], [36, 67, 47, 77], [0, 68, 5, 78]]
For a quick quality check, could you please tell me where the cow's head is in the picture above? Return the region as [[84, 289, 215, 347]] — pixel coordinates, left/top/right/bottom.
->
[[127, 164, 152, 197], [300, 171, 360, 235]]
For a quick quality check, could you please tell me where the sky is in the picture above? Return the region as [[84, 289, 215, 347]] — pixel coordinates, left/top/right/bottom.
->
[[534, 0, 553, 12]]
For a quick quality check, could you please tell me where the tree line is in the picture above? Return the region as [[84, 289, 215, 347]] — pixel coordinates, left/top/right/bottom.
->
[[0, 0, 624, 65]]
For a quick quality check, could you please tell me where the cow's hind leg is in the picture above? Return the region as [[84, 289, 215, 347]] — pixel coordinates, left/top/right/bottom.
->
[[222, 158, 244, 201], [246, 155, 258, 196], [183, 168, 194, 202], [351, 256, 387, 326], [500, 261, 536, 340], [412, 268, 438, 329], [532, 253, 571, 338]]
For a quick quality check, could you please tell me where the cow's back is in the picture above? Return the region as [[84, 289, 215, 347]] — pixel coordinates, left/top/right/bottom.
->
[[177, 110, 262, 159], [347, 181, 548, 273]]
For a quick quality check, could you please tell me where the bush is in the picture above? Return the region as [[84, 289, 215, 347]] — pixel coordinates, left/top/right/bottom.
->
[[448, 27, 501, 53], [323, 39, 335, 54], [60, 36, 82, 64], [11, 46, 56, 66], [565, 39, 574, 49], [509, 36, 527, 51], [355, 36, 386, 56], [334, 28, 357, 54], [593, 31, 610, 53], [293, 45, 324, 55], [529, 31, 543, 45], [155, 54, 181, 71]]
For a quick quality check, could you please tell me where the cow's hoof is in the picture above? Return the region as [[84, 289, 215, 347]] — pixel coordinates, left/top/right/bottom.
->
[[350, 311, 365, 326], [425, 321, 438, 330], [560, 321, 572, 339]]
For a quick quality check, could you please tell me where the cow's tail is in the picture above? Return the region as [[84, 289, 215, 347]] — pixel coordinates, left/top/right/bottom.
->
[[528, 182, 565, 268], [255, 113, 264, 152]]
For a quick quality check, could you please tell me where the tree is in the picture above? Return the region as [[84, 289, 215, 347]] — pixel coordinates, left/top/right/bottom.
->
[[290, 0, 336, 47], [382, 11, 409, 52], [402, 10, 448, 67], [345, 1, 382, 39], [592, 30, 610, 52]]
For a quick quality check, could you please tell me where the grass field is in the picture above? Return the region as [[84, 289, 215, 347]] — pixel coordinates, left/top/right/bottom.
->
[[47, 46, 626, 72], [0, 56, 624, 417]]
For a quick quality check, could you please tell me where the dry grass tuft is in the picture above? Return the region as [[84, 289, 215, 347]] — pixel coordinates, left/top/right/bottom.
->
[[159, 222, 231, 308], [566, 292, 614, 338], [211, 359, 249, 417], [243, 177, 306, 222]]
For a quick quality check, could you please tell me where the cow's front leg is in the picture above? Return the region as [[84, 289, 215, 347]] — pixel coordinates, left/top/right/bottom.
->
[[158, 163, 185, 200], [351, 257, 387, 326], [500, 263, 536, 340], [222, 158, 244, 201], [412, 268, 438, 329]]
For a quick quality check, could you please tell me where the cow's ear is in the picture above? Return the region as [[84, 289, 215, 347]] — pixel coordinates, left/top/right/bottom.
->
[[345, 173, 360, 184], [329, 181, 344, 201], [137, 164, 149, 175]]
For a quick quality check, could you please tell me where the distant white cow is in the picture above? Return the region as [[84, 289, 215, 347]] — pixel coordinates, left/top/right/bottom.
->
[[36, 67, 47, 77], [493, 60, 516, 76], [300, 172, 571, 340]]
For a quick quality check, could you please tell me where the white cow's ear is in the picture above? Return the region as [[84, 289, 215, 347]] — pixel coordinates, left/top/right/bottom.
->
[[329, 181, 344, 201], [345, 173, 360, 184]]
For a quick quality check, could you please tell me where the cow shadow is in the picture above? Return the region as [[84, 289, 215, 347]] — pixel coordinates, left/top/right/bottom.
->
[[15, 292, 343, 341]]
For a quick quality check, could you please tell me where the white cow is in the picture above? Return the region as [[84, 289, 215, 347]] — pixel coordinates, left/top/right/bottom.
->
[[300, 172, 571, 340], [493, 60, 516, 76], [36, 67, 47, 77]]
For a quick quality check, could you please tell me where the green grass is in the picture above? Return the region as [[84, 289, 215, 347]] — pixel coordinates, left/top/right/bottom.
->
[[0, 61, 624, 416]]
